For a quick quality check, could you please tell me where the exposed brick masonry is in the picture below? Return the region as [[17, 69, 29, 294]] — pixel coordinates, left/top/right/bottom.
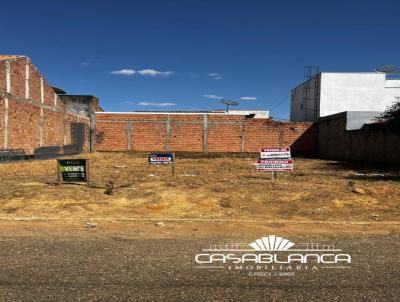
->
[[0, 56, 89, 155], [95, 113, 317, 154]]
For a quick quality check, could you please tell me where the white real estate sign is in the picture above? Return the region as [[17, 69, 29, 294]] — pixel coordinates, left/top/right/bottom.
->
[[260, 147, 291, 159], [257, 147, 294, 175]]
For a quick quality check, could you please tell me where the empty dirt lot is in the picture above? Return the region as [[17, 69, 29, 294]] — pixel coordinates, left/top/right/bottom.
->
[[0, 152, 398, 236]]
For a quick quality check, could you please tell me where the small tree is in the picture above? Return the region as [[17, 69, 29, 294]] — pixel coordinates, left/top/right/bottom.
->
[[379, 96, 400, 132]]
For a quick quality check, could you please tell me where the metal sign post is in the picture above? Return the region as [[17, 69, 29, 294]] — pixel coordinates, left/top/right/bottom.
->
[[256, 148, 293, 180]]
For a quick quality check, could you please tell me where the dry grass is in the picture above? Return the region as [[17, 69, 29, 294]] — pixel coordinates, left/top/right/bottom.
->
[[0, 152, 399, 224]]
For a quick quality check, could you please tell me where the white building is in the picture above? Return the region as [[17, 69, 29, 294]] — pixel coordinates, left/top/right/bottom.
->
[[212, 110, 269, 118], [290, 72, 400, 122]]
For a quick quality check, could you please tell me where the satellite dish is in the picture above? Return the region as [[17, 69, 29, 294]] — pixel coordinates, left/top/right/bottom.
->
[[375, 65, 400, 74], [220, 99, 239, 112]]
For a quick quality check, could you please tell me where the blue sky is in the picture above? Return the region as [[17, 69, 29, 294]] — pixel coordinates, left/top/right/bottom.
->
[[1, 0, 399, 118]]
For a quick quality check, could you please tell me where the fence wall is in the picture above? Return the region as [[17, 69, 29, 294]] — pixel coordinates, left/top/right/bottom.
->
[[318, 112, 400, 164], [94, 113, 317, 154]]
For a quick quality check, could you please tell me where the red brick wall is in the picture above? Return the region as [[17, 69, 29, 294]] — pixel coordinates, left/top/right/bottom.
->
[[9, 59, 26, 97], [133, 122, 166, 151], [43, 110, 64, 146], [208, 122, 242, 152], [170, 122, 203, 152], [0, 56, 89, 155], [0, 96, 3, 149], [29, 62, 42, 104], [0, 61, 5, 91], [95, 113, 317, 154], [7, 102, 41, 154]]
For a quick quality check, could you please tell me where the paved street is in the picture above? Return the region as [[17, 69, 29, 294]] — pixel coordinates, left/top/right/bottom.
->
[[0, 233, 399, 301]]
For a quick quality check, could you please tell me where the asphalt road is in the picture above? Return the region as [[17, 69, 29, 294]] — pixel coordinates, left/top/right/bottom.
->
[[0, 233, 398, 301]]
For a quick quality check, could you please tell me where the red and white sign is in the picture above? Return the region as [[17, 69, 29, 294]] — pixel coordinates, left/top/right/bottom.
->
[[148, 153, 174, 165], [260, 147, 291, 159], [256, 159, 293, 172]]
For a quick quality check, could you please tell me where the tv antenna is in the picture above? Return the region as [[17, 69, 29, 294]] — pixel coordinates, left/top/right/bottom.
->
[[220, 99, 239, 112], [375, 65, 400, 74]]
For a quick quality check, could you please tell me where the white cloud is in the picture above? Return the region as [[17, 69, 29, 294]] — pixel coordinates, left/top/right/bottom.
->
[[208, 72, 223, 80], [110, 68, 175, 77], [240, 96, 258, 101], [136, 69, 175, 77], [135, 102, 176, 107], [110, 69, 135, 76], [204, 94, 224, 99]]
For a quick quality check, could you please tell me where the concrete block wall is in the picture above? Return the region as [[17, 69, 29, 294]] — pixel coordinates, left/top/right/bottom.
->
[[0, 56, 89, 156], [59, 95, 102, 117], [94, 113, 317, 154], [318, 112, 400, 164]]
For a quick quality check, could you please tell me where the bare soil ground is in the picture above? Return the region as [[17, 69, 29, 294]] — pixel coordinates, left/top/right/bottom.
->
[[0, 152, 399, 236]]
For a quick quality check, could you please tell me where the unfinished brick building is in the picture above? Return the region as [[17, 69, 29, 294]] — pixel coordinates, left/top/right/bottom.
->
[[0, 55, 91, 159]]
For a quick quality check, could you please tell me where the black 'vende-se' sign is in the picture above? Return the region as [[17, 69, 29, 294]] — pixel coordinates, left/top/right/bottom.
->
[[148, 153, 174, 165], [146, 153, 175, 176], [57, 159, 89, 182]]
